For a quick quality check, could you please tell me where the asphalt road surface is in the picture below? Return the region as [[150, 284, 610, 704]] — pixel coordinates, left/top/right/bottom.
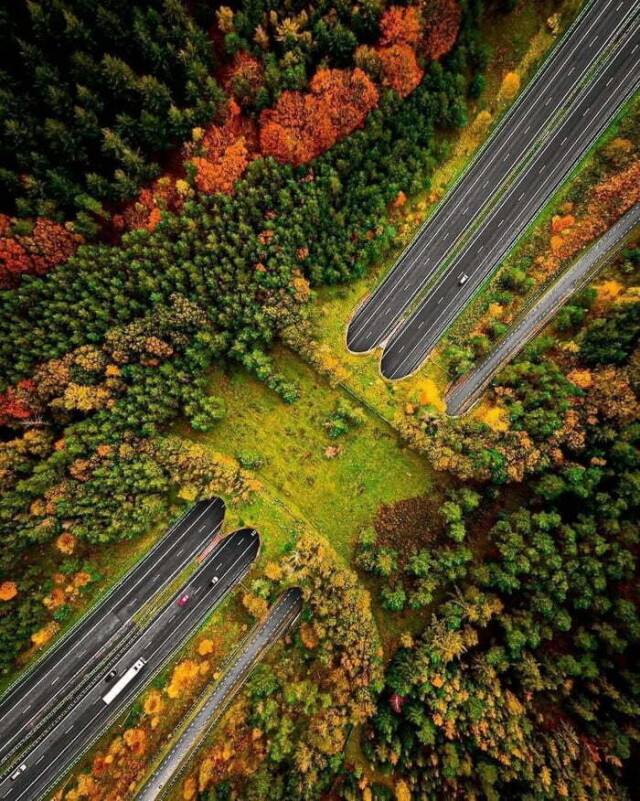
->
[[445, 203, 640, 415], [136, 587, 303, 801], [0, 498, 225, 768], [381, 15, 640, 379], [346, 0, 639, 354], [0, 528, 260, 801]]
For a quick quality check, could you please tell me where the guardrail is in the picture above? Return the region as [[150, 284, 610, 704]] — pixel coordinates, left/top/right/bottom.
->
[[388, 29, 640, 381], [135, 587, 303, 801], [445, 202, 640, 415], [5, 533, 258, 801], [346, 0, 615, 338], [0, 504, 227, 774]]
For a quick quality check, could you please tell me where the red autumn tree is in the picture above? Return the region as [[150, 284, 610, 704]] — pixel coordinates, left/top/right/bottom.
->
[[115, 178, 186, 234], [224, 51, 265, 109], [0, 237, 32, 288], [380, 6, 423, 47], [0, 379, 38, 426], [260, 68, 379, 166], [422, 0, 462, 61], [591, 158, 640, 218], [114, 102, 257, 232], [0, 217, 80, 288], [378, 44, 424, 98], [25, 218, 80, 271]]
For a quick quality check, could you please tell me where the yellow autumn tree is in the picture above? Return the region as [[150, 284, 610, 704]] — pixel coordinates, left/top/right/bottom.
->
[[123, 727, 148, 756], [143, 689, 164, 716], [182, 774, 197, 801], [242, 592, 269, 619], [596, 280, 623, 305], [567, 369, 593, 389], [55, 532, 76, 554], [395, 780, 412, 801], [264, 562, 283, 581], [59, 382, 111, 412], [476, 403, 510, 432], [75, 773, 95, 797], [500, 71, 520, 100], [31, 621, 60, 647], [198, 639, 215, 656], [416, 378, 445, 412], [166, 660, 201, 699]]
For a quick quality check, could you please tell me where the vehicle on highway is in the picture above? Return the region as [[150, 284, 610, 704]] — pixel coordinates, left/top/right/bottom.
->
[[211, 576, 219, 585], [177, 593, 190, 607], [10, 765, 27, 781], [104, 669, 118, 682], [458, 273, 469, 286], [102, 658, 148, 705]]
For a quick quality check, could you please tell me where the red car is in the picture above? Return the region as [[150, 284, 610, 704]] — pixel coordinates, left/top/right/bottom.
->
[[177, 593, 190, 607]]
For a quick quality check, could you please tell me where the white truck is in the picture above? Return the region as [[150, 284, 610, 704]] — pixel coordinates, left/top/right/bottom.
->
[[102, 658, 147, 705]]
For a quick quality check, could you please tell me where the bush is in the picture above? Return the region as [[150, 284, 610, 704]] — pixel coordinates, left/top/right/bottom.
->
[[324, 398, 366, 437], [237, 449, 265, 470], [53, 604, 72, 623], [186, 395, 227, 432], [380, 584, 407, 612]]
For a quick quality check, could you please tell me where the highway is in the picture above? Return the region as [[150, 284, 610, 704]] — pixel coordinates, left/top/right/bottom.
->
[[0, 497, 226, 767], [446, 203, 640, 416], [135, 587, 303, 801], [0, 528, 260, 801], [347, 0, 640, 355], [381, 14, 640, 379]]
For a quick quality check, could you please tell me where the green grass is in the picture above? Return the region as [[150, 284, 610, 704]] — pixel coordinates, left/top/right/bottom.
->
[[177, 347, 433, 564]]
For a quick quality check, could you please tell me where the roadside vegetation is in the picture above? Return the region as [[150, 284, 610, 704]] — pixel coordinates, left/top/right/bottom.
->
[[3, 0, 640, 800]]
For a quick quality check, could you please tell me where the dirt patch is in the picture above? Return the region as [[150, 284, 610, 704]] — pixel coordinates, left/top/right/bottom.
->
[[374, 495, 444, 558]]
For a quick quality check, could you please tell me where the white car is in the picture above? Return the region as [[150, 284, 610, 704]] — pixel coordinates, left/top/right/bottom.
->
[[458, 273, 469, 286], [11, 764, 27, 780]]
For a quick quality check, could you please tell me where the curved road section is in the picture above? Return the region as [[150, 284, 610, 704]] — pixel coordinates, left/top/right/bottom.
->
[[0, 497, 225, 767], [136, 587, 303, 801], [0, 528, 260, 801], [381, 14, 640, 379], [347, 0, 639, 354], [446, 203, 640, 416]]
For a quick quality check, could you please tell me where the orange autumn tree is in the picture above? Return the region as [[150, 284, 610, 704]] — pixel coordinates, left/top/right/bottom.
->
[[259, 90, 328, 165], [312, 68, 379, 140], [260, 68, 379, 166], [378, 44, 424, 97], [380, 5, 423, 47], [0, 582, 18, 601], [192, 138, 250, 195], [190, 100, 253, 196], [422, 0, 462, 61]]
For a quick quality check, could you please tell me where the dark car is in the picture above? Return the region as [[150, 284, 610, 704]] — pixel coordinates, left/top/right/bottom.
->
[[104, 669, 118, 682]]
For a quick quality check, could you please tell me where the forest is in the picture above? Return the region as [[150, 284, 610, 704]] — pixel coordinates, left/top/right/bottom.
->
[[1, 0, 639, 800]]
